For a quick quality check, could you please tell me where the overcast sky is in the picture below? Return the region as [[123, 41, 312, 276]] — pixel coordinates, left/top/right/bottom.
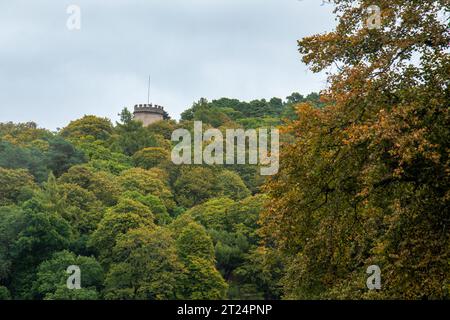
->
[[0, 0, 336, 130]]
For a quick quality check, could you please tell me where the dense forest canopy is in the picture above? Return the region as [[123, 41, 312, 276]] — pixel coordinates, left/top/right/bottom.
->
[[0, 92, 319, 300], [0, 0, 448, 300]]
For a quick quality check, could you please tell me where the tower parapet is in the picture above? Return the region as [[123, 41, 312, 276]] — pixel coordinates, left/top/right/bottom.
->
[[133, 103, 165, 126]]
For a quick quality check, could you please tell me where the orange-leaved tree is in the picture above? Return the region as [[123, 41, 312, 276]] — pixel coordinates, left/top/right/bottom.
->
[[261, 0, 449, 299]]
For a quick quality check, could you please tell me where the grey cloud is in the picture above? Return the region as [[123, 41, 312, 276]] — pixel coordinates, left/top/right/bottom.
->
[[0, 0, 335, 130]]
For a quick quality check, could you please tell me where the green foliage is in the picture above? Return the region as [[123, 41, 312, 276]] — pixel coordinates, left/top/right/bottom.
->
[[175, 222, 215, 263], [58, 165, 95, 189], [181, 256, 228, 300], [216, 170, 251, 201], [170, 215, 228, 300], [0, 206, 25, 281], [59, 183, 104, 235], [213, 230, 250, 278], [104, 228, 184, 300], [122, 191, 171, 225], [60, 115, 113, 142], [0, 89, 319, 300], [33, 250, 103, 300], [111, 197, 154, 220], [9, 190, 73, 299], [59, 165, 122, 206], [185, 197, 235, 231], [228, 163, 264, 194], [281, 92, 325, 120], [261, 0, 450, 299], [0, 141, 48, 182], [45, 137, 86, 177], [76, 140, 132, 174], [89, 203, 155, 265], [0, 286, 11, 300], [9, 15, 446, 300], [0, 122, 52, 146], [0, 168, 36, 206], [112, 108, 160, 156], [32, 173, 71, 217], [181, 97, 290, 128], [13, 207, 73, 268], [183, 195, 279, 299], [87, 171, 123, 206], [119, 168, 175, 211], [173, 167, 219, 208], [133, 147, 169, 169], [146, 120, 178, 140], [0, 90, 319, 300], [181, 98, 232, 127], [232, 247, 284, 300]]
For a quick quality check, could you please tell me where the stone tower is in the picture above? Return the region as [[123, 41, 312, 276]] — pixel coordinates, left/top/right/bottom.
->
[[133, 103, 165, 126]]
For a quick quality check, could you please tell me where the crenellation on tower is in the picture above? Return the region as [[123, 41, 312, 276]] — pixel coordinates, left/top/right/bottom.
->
[[133, 103, 166, 126]]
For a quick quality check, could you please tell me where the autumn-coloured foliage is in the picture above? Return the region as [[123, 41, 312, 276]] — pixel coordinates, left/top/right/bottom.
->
[[0, 0, 448, 301], [261, 0, 449, 299]]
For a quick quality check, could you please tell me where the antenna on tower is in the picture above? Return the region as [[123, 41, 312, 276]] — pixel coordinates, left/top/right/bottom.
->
[[147, 75, 151, 104]]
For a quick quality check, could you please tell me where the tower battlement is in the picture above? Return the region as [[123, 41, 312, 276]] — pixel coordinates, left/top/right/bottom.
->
[[133, 103, 166, 126], [133, 104, 165, 115]]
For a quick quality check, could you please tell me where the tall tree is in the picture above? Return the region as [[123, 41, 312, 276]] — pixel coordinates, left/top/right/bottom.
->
[[104, 227, 184, 300], [45, 137, 86, 177], [113, 108, 159, 156], [60, 115, 114, 142], [0, 168, 36, 206], [261, 0, 450, 299], [33, 250, 103, 300]]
